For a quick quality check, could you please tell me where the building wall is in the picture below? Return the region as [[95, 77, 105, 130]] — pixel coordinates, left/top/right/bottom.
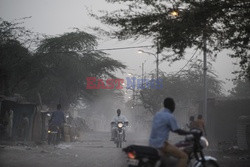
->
[[204, 98, 250, 146]]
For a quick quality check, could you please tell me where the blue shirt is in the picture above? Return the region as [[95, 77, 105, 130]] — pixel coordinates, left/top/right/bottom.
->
[[149, 108, 179, 148], [50, 110, 65, 126]]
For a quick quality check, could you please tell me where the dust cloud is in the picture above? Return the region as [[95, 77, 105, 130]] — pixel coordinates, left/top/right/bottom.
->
[[75, 90, 153, 140]]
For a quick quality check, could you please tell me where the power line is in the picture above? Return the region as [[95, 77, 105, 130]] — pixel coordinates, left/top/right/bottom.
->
[[174, 48, 199, 76], [37, 45, 155, 54], [95, 45, 154, 51], [135, 49, 199, 78]]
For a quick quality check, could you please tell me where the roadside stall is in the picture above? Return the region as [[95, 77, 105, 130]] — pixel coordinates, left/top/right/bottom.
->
[[0, 95, 42, 142]]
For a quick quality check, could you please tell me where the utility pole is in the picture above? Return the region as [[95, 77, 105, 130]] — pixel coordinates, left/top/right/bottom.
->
[[141, 62, 144, 88], [156, 40, 159, 81], [138, 44, 159, 81], [128, 73, 136, 100], [203, 28, 208, 126], [132, 88, 135, 100]]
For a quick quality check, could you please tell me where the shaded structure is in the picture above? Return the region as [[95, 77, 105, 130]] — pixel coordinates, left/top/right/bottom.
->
[[0, 95, 42, 142]]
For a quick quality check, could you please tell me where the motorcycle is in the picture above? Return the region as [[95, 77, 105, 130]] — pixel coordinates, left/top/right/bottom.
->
[[123, 129, 219, 167], [47, 124, 60, 145], [113, 122, 127, 148]]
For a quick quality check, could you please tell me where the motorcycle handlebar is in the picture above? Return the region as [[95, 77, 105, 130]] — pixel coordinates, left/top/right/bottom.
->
[[110, 121, 129, 126], [189, 129, 203, 139]]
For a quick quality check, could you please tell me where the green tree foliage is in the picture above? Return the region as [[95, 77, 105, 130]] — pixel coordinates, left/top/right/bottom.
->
[[0, 18, 126, 109], [0, 18, 33, 96], [0, 40, 32, 95], [92, 0, 250, 78], [140, 64, 223, 114], [22, 31, 126, 108], [0, 17, 32, 44], [27, 33, 125, 107], [230, 78, 250, 98]]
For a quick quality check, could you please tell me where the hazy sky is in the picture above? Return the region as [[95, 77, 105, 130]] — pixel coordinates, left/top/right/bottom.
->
[[0, 0, 239, 94]]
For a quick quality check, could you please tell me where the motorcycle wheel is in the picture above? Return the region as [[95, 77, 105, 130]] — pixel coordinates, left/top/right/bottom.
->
[[118, 134, 123, 148], [119, 140, 122, 148], [51, 133, 58, 145], [116, 141, 122, 148], [200, 160, 219, 167], [139, 161, 156, 167], [116, 140, 122, 148], [116, 141, 119, 148], [48, 134, 51, 145]]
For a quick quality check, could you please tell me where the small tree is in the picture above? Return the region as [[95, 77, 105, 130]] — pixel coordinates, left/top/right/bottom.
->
[[0, 18, 34, 96], [140, 63, 223, 114], [230, 78, 250, 98]]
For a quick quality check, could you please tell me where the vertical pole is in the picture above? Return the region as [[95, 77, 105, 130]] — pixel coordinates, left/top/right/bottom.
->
[[142, 62, 144, 88], [156, 41, 159, 81], [132, 76, 135, 100], [37, 92, 45, 140], [132, 88, 135, 100], [156, 54, 159, 81], [203, 32, 208, 127]]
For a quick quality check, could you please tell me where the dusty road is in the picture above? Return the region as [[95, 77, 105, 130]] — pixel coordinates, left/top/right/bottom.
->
[[0, 131, 148, 167], [0, 131, 249, 167]]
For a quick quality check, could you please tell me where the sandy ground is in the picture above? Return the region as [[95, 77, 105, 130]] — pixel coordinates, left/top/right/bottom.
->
[[0, 131, 249, 167]]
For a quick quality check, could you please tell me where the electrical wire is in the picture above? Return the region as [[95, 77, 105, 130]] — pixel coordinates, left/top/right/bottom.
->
[[174, 48, 199, 76], [39, 45, 155, 54], [95, 45, 154, 51]]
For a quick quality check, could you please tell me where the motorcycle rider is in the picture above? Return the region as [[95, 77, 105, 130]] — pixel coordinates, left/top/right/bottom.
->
[[196, 114, 206, 136], [49, 104, 65, 141], [110, 109, 128, 142], [186, 116, 198, 130], [149, 97, 190, 167]]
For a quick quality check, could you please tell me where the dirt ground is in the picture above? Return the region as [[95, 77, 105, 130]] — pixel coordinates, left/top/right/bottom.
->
[[0, 131, 249, 167]]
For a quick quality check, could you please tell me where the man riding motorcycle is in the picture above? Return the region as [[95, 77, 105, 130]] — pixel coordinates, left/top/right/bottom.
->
[[49, 104, 65, 142], [110, 109, 128, 142], [149, 97, 190, 167]]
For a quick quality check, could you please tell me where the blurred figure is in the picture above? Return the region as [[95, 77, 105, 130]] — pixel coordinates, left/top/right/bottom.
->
[[50, 104, 65, 141], [186, 116, 198, 130], [75, 117, 85, 140], [20, 113, 29, 142], [196, 114, 206, 136], [110, 109, 128, 141], [6, 110, 13, 139], [67, 113, 76, 142]]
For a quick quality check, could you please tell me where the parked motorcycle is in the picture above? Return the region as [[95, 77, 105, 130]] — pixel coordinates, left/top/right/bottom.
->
[[123, 129, 219, 167]]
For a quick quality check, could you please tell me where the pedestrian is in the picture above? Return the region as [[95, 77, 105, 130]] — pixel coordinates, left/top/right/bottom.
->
[[196, 114, 206, 136], [20, 113, 29, 142]]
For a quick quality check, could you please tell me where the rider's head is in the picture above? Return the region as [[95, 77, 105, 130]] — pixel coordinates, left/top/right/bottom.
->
[[190, 116, 194, 121], [198, 114, 203, 119], [117, 109, 121, 116], [163, 97, 175, 113], [57, 104, 62, 110]]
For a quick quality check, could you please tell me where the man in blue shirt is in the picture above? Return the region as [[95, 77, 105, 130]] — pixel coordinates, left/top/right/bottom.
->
[[149, 97, 190, 167], [50, 104, 65, 141]]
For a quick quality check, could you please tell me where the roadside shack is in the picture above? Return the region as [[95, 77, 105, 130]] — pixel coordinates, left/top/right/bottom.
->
[[0, 95, 42, 142]]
